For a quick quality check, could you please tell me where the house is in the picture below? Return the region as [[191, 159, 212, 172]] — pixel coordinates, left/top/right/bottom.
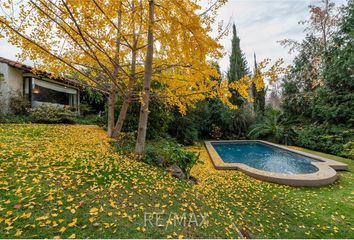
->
[[0, 57, 81, 114]]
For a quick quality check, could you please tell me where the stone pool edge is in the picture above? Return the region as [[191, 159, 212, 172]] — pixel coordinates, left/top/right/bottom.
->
[[204, 140, 348, 187]]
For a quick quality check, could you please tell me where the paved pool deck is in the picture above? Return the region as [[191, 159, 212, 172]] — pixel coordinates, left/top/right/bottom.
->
[[205, 140, 348, 187]]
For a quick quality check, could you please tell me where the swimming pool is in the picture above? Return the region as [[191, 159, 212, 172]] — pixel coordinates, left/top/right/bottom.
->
[[212, 142, 318, 174], [205, 140, 348, 186]]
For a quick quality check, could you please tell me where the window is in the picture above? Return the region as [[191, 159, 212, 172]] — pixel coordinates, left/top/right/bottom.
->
[[32, 78, 78, 108]]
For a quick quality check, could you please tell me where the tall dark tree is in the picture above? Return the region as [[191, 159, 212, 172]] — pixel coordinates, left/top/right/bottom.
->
[[281, 35, 322, 121], [252, 53, 266, 114], [280, 0, 342, 122], [279, 0, 353, 159], [227, 24, 249, 106], [313, 0, 354, 125]]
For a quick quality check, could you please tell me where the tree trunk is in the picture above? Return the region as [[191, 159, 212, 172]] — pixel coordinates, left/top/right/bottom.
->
[[108, 1, 122, 137], [135, 0, 154, 154], [107, 87, 116, 137], [112, 79, 133, 137], [112, 1, 138, 138]]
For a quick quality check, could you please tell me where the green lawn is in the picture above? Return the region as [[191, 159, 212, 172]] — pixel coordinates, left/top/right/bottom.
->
[[0, 124, 353, 238]]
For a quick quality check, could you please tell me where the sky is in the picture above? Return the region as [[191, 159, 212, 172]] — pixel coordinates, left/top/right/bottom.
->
[[204, 0, 346, 74], [0, 0, 347, 74]]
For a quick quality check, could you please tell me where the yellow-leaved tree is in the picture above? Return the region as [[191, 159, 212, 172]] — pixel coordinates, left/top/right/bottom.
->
[[0, 0, 285, 154]]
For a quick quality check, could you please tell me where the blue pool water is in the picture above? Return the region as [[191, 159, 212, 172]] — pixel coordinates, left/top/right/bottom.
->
[[212, 142, 319, 174]]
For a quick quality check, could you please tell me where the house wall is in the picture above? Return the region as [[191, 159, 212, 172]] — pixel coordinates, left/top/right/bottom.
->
[[7, 65, 24, 94], [0, 63, 24, 113], [0, 62, 10, 113]]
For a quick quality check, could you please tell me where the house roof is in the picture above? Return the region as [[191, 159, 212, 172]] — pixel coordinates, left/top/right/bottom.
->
[[0, 57, 32, 71], [0, 56, 108, 94]]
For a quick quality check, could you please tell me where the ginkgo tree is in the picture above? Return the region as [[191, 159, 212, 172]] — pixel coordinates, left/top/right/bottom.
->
[[0, 0, 285, 154], [0, 0, 137, 137]]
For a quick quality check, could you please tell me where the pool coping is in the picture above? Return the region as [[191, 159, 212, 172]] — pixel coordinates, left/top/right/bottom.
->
[[204, 140, 348, 187]]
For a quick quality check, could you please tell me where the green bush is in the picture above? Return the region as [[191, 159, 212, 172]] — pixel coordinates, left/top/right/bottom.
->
[[78, 103, 94, 116], [220, 108, 254, 139], [168, 111, 199, 145], [296, 125, 354, 158], [168, 100, 254, 145], [74, 114, 105, 126], [111, 132, 136, 154], [29, 105, 76, 124], [141, 140, 200, 178], [141, 145, 160, 165], [248, 107, 285, 143], [0, 114, 29, 123], [341, 141, 354, 160], [9, 92, 30, 115], [80, 88, 106, 115]]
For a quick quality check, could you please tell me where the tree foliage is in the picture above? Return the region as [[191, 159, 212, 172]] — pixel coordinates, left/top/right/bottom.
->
[[280, 0, 342, 121], [248, 107, 285, 143], [281, 0, 354, 158], [116, 96, 171, 140], [317, 0, 354, 125], [252, 54, 266, 114], [227, 24, 249, 106], [0, 0, 230, 152], [0, 0, 286, 153], [168, 62, 256, 145]]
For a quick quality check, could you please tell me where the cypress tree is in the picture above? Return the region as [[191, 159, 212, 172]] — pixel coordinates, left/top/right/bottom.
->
[[252, 53, 266, 114], [227, 24, 249, 106]]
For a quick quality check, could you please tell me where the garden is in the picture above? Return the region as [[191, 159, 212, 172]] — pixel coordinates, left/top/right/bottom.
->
[[0, 0, 353, 238], [0, 124, 353, 238]]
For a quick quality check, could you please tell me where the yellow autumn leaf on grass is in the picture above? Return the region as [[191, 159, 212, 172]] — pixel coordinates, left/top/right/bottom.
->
[[136, 226, 146, 233], [36, 215, 49, 221], [68, 233, 76, 239], [68, 218, 77, 227], [46, 195, 54, 201], [109, 199, 116, 208], [103, 223, 112, 228], [14, 229, 22, 237], [89, 207, 99, 215], [5, 218, 12, 226], [5, 226, 13, 231], [59, 227, 66, 233], [20, 212, 31, 219]]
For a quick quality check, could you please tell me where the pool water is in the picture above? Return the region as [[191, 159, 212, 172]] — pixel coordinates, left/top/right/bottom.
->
[[212, 142, 319, 174]]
